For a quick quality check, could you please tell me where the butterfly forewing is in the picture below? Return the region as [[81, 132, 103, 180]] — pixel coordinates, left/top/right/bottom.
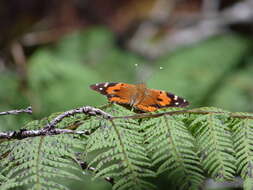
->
[[90, 82, 134, 104]]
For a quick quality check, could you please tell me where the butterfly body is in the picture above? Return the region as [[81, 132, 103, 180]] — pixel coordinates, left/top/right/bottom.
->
[[90, 82, 189, 112]]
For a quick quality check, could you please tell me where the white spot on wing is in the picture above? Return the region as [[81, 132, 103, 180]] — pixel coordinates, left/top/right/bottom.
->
[[183, 99, 186, 102], [174, 96, 178, 100], [104, 82, 109, 87], [99, 87, 103, 91], [175, 102, 179, 105], [95, 83, 99, 86]]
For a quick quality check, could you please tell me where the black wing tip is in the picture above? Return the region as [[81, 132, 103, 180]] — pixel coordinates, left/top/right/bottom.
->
[[166, 92, 189, 107], [89, 83, 107, 94], [170, 98, 189, 107], [178, 99, 189, 107], [89, 84, 101, 92], [89, 82, 119, 95], [89, 84, 96, 90], [89, 82, 107, 89]]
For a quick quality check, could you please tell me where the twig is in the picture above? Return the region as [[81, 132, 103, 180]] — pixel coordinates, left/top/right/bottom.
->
[[44, 106, 112, 130], [0, 106, 32, 116], [0, 106, 111, 140], [0, 128, 89, 140]]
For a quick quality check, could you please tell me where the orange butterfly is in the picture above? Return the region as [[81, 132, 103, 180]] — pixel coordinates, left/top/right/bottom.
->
[[90, 82, 189, 112]]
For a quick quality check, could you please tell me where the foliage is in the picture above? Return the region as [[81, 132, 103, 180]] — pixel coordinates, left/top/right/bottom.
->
[[149, 34, 251, 110], [1, 105, 253, 190], [1, 28, 253, 190], [27, 28, 143, 116], [1, 29, 253, 131], [0, 118, 85, 190], [209, 64, 253, 111]]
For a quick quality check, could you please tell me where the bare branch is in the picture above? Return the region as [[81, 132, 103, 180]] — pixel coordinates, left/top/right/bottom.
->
[[1, 105, 253, 141], [0, 106, 112, 140], [0, 128, 89, 140], [0, 106, 32, 116], [44, 106, 112, 130]]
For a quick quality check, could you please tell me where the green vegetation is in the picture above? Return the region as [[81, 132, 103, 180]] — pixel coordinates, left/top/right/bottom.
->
[[1, 105, 253, 190], [1, 28, 253, 190]]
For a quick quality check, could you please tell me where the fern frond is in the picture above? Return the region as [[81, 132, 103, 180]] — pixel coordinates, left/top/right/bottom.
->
[[0, 133, 83, 190], [3, 105, 253, 190], [232, 118, 253, 190], [190, 111, 236, 181], [0, 173, 7, 184], [145, 113, 204, 190], [86, 105, 155, 190]]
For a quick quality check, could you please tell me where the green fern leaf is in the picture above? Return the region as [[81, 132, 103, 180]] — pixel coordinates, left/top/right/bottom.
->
[[191, 112, 236, 181], [232, 118, 253, 186], [0, 134, 83, 190], [3, 105, 253, 190], [86, 105, 155, 190], [145, 113, 204, 190]]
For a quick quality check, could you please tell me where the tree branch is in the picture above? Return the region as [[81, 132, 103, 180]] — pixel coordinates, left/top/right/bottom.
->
[[0, 128, 89, 140], [1, 105, 253, 140], [44, 106, 112, 130], [0, 106, 32, 116]]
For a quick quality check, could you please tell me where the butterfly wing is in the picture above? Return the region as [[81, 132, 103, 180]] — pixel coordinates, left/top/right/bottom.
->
[[90, 82, 136, 105], [135, 89, 189, 112]]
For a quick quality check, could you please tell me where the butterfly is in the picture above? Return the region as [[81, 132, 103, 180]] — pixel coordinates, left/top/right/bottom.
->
[[90, 82, 189, 112]]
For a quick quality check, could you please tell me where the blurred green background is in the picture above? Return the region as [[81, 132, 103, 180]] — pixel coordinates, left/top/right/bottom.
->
[[1, 0, 253, 189]]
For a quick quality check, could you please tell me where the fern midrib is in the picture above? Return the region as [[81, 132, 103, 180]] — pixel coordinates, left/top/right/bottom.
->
[[110, 120, 139, 185], [35, 137, 45, 190], [163, 116, 190, 182], [208, 115, 226, 178]]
